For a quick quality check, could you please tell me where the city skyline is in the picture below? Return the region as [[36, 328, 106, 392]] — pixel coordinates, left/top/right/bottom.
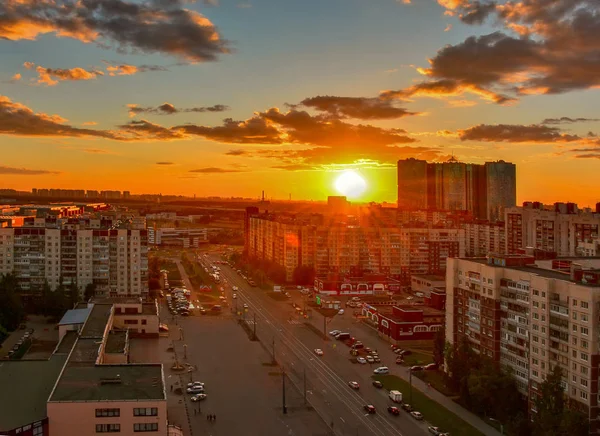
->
[[2, 0, 600, 205]]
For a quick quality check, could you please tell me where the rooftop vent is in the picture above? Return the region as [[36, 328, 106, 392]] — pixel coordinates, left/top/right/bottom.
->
[[100, 375, 122, 385]]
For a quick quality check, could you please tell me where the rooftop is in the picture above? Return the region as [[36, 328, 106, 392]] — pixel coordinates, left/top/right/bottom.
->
[[55, 331, 78, 354], [58, 307, 92, 326], [0, 355, 68, 431], [69, 338, 101, 364], [81, 304, 112, 338], [92, 297, 143, 305], [105, 331, 128, 354], [411, 274, 445, 282], [50, 364, 164, 402]]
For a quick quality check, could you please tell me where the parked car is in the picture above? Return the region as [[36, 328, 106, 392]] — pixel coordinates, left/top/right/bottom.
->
[[411, 411, 424, 420], [373, 366, 389, 375], [364, 405, 376, 414], [373, 356, 381, 363], [400, 350, 412, 356], [395, 357, 404, 364], [366, 355, 375, 363], [372, 380, 383, 389], [243, 303, 249, 309], [387, 406, 400, 415], [402, 404, 414, 413], [424, 363, 439, 371], [187, 387, 204, 394], [191, 393, 207, 402], [410, 366, 424, 372], [351, 343, 364, 350], [314, 348, 324, 356], [348, 381, 360, 390], [338, 309, 345, 315], [357, 357, 367, 364], [187, 382, 205, 388], [232, 293, 237, 299], [329, 330, 341, 336], [428, 427, 443, 435], [364, 347, 372, 353]]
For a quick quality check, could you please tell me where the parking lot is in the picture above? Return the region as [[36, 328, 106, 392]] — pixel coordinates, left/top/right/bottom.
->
[[158, 303, 330, 436]]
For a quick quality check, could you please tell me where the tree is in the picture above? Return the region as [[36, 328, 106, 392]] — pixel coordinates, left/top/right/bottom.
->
[[0, 273, 24, 331], [84, 283, 96, 301], [68, 281, 80, 308], [432, 327, 445, 365], [293, 265, 316, 286], [533, 365, 565, 435]]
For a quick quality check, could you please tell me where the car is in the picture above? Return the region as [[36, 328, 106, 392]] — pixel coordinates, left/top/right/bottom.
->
[[179, 310, 190, 317], [338, 309, 345, 315], [411, 411, 424, 420], [402, 404, 414, 412], [187, 382, 205, 388], [372, 380, 383, 389], [351, 297, 361, 302], [329, 329, 342, 337], [390, 344, 398, 350], [395, 357, 404, 364], [400, 350, 412, 356], [314, 348, 324, 356], [364, 405, 376, 414], [232, 293, 237, 299], [211, 305, 222, 312], [243, 303, 249, 309], [187, 387, 205, 394], [200, 309, 207, 315], [348, 381, 360, 390], [351, 343, 364, 350], [425, 363, 439, 371], [232, 286, 239, 291], [191, 393, 207, 402], [285, 292, 291, 298], [366, 355, 374, 363], [364, 347, 372, 353], [411, 365, 424, 372], [428, 427, 443, 435], [357, 357, 367, 364], [394, 348, 404, 354], [373, 355, 381, 363], [373, 366, 389, 374], [387, 406, 400, 415], [248, 281, 257, 287]]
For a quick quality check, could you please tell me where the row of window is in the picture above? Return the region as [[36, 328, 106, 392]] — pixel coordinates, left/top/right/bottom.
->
[[96, 423, 158, 433], [96, 408, 157, 418]]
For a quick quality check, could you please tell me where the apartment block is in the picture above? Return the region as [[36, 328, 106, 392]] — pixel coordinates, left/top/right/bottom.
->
[[505, 202, 600, 256], [397, 158, 516, 221], [148, 227, 208, 247], [447, 254, 600, 432], [0, 226, 148, 296], [464, 221, 506, 257], [247, 211, 464, 282]]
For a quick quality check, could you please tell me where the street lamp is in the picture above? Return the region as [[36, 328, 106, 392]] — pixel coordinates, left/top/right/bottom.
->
[[489, 418, 504, 435]]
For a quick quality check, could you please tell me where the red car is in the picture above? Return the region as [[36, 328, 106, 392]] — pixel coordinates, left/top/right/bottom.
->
[[364, 405, 376, 414], [387, 406, 400, 415]]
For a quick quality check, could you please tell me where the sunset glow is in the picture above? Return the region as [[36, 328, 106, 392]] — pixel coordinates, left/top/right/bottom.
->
[[334, 170, 367, 199]]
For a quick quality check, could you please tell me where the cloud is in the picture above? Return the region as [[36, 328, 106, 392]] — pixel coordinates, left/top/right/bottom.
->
[[82, 148, 110, 153], [0, 0, 231, 62], [189, 167, 244, 173], [444, 24, 452, 32], [118, 119, 187, 140], [0, 94, 123, 139], [156, 161, 175, 165], [106, 64, 138, 76], [82, 121, 98, 126], [271, 163, 315, 171], [0, 165, 60, 175], [458, 124, 583, 143], [423, 1, 600, 102], [542, 117, 600, 125], [11, 73, 21, 81], [34, 65, 103, 86], [446, 99, 477, 108], [127, 102, 229, 117], [224, 149, 248, 156], [23, 62, 35, 70], [299, 95, 419, 120]]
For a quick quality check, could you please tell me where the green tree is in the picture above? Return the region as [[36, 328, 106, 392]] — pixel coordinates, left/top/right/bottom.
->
[[0, 273, 24, 331], [68, 281, 80, 308], [84, 283, 96, 301], [533, 365, 565, 435], [432, 327, 445, 365], [293, 265, 316, 286]]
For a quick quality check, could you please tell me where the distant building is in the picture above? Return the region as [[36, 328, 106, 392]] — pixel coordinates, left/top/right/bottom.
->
[[397, 158, 428, 209], [314, 273, 401, 296], [148, 228, 208, 248], [327, 196, 350, 215], [361, 304, 445, 342], [464, 220, 506, 257]]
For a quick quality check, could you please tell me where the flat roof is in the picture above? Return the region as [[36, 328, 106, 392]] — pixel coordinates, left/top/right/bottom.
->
[[81, 304, 112, 337], [105, 331, 127, 354], [58, 307, 92, 326], [50, 364, 164, 402], [411, 274, 445, 282], [0, 355, 68, 431], [92, 297, 143, 305], [56, 331, 78, 354], [69, 338, 101, 364]]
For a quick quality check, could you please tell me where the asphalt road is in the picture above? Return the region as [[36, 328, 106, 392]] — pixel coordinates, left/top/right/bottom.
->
[[204, 254, 428, 436]]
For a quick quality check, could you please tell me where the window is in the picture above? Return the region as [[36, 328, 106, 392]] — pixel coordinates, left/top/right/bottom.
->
[[141, 319, 147, 325], [581, 391, 588, 400], [573, 299, 578, 307], [581, 327, 589, 336], [581, 352, 589, 362], [581, 378, 588, 387], [581, 301, 589, 309], [96, 409, 120, 418], [572, 312, 577, 320], [133, 408, 158, 417], [134, 423, 158, 432], [124, 319, 138, 325], [581, 314, 588, 322], [96, 424, 120, 433]]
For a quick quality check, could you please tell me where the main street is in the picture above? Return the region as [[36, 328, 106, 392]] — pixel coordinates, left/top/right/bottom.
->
[[204, 253, 428, 436]]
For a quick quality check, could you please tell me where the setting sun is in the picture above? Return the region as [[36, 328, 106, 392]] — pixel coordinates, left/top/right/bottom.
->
[[334, 170, 367, 198]]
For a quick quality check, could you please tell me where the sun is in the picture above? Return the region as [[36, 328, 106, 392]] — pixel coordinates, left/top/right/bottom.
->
[[334, 170, 367, 198]]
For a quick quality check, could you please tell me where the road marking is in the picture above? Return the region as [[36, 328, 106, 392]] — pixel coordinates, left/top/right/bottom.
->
[[340, 417, 345, 423]]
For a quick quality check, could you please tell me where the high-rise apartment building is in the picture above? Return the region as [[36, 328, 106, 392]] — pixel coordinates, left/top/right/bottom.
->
[[0, 225, 148, 297], [505, 202, 600, 256], [397, 158, 516, 221], [464, 221, 506, 257], [397, 158, 428, 209], [246, 212, 464, 282], [447, 254, 600, 432]]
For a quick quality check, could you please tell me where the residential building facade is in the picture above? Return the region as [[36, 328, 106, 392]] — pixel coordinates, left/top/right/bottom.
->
[[447, 254, 600, 432]]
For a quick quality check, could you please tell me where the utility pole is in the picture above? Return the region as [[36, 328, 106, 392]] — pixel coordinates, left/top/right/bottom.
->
[[282, 367, 287, 414], [303, 368, 307, 405], [409, 368, 413, 404], [253, 312, 257, 340]]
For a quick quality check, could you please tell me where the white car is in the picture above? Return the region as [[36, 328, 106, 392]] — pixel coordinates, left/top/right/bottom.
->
[[243, 303, 249, 309], [338, 309, 345, 315], [329, 330, 341, 336], [348, 381, 360, 390], [187, 386, 204, 394], [233, 286, 238, 291], [411, 411, 424, 420], [314, 348, 324, 356], [373, 366, 389, 374], [357, 357, 367, 364], [232, 293, 237, 299], [187, 382, 205, 388], [191, 393, 207, 402], [366, 355, 374, 363]]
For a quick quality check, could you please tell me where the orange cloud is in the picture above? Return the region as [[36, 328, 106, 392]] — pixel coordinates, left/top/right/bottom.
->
[[35, 66, 103, 86], [106, 64, 138, 76], [11, 73, 21, 81]]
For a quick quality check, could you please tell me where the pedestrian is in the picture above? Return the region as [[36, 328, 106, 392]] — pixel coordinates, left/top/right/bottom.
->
[[170, 385, 173, 392], [206, 414, 210, 421]]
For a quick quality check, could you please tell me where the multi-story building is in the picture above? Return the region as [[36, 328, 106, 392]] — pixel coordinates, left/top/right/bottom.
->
[[505, 202, 600, 256], [397, 158, 516, 221], [0, 224, 148, 297], [0, 298, 173, 436], [246, 211, 464, 282], [464, 221, 506, 257], [147, 227, 208, 247], [447, 254, 600, 432]]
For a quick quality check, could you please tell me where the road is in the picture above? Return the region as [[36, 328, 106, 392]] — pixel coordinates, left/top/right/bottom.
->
[[203, 254, 429, 436]]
